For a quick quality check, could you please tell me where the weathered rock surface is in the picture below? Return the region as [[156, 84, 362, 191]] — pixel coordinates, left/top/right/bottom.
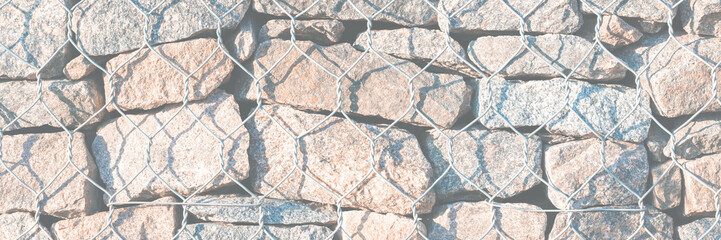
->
[[468, 34, 626, 81], [92, 91, 249, 203], [72, 0, 250, 56], [423, 127, 542, 200], [247, 105, 435, 215], [0, 78, 105, 131], [253, 0, 436, 27], [682, 153, 721, 216], [237, 39, 471, 128], [0, 132, 99, 218], [646, 124, 670, 162], [342, 210, 426, 240], [105, 38, 233, 112], [680, 0, 721, 37], [181, 223, 333, 240], [0, 0, 70, 79], [549, 206, 673, 239], [664, 114, 721, 159], [437, 0, 582, 34], [627, 18, 666, 34], [599, 15, 643, 49], [650, 161, 682, 210], [187, 195, 337, 225], [64, 55, 98, 81], [231, 18, 257, 62], [52, 197, 178, 239], [475, 77, 652, 142], [580, 0, 677, 23], [545, 139, 648, 209], [0, 212, 51, 240], [260, 19, 344, 45], [427, 202, 546, 239], [678, 217, 721, 240]]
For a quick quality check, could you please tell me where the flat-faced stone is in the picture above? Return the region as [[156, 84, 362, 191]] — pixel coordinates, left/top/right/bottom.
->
[[646, 123, 670, 163], [682, 153, 721, 216], [181, 223, 333, 240], [599, 15, 643, 49], [260, 19, 344, 45], [64, 55, 98, 81], [664, 114, 721, 159], [680, 0, 721, 37], [427, 202, 546, 240], [247, 105, 435, 215], [549, 206, 673, 239], [231, 17, 257, 62], [187, 195, 337, 225], [650, 161, 682, 210], [580, 0, 677, 23], [342, 210, 426, 240], [0, 212, 51, 240], [678, 217, 721, 240], [92, 91, 249, 204]]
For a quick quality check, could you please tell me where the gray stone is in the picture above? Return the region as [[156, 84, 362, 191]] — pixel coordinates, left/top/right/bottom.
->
[[680, 0, 721, 37], [342, 210, 426, 240], [181, 223, 333, 240], [253, 0, 437, 27], [260, 19, 344, 45], [0, 0, 70, 79], [664, 114, 721, 159], [0, 78, 105, 132], [105, 38, 233, 112], [423, 127, 542, 201], [237, 39, 471, 128], [231, 17, 257, 62], [646, 124, 670, 163], [92, 91, 249, 204], [64, 55, 98, 81], [188, 195, 337, 225], [626, 18, 666, 34], [650, 161, 682, 210], [0, 132, 99, 219], [682, 153, 721, 216], [0, 212, 51, 240], [71, 0, 249, 56], [614, 33, 670, 72], [678, 218, 721, 240], [549, 206, 673, 239], [545, 139, 648, 209], [475, 77, 652, 142], [599, 15, 643, 49], [468, 34, 627, 81], [437, 0, 582, 34], [247, 105, 435, 215], [580, 0, 677, 23], [427, 202, 546, 240]]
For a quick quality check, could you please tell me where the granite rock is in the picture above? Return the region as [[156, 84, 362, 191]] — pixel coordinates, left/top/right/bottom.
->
[[181, 223, 333, 240], [231, 17, 257, 62], [678, 217, 721, 240], [342, 210, 426, 240], [549, 206, 673, 239], [260, 19, 344, 45], [664, 114, 721, 159], [599, 15, 643, 49], [427, 202, 546, 240], [646, 124, 670, 163], [682, 153, 721, 216], [0, 212, 51, 240], [627, 18, 666, 34], [580, 0, 677, 23], [680, 0, 721, 37], [187, 195, 337, 225], [64, 55, 98, 81], [650, 161, 682, 210]]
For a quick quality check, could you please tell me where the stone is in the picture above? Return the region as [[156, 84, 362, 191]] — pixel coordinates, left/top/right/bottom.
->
[[664, 114, 721, 159], [247, 105, 435, 215], [0, 78, 105, 132], [0, 0, 70, 79], [231, 17, 257, 62], [437, 0, 582, 34], [187, 195, 337, 225], [427, 202, 546, 239], [678, 218, 721, 240], [52, 197, 178, 239], [646, 124, 670, 163], [682, 153, 721, 216], [0, 212, 51, 240], [181, 223, 333, 240], [545, 139, 648, 209], [599, 15, 643, 49], [614, 33, 669, 72], [71, 0, 250, 56], [580, 0, 677, 23], [92, 91, 249, 204], [260, 19, 344, 45], [105, 38, 233, 112], [423, 127, 542, 201], [475, 77, 652, 142], [237, 39, 471, 128], [64, 55, 98, 81], [680, 0, 721, 37], [468, 34, 627, 81], [549, 206, 673, 239], [341, 210, 426, 240], [626, 18, 666, 34], [650, 161, 682, 210], [0, 132, 99, 218], [253, 0, 436, 27], [354, 28, 478, 77]]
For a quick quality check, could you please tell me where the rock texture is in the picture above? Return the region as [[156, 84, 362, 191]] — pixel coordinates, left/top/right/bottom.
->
[[0, 212, 50, 240], [105, 38, 233, 112], [247, 105, 435, 215], [680, 0, 721, 37], [0, 78, 105, 131], [664, 114, 721, 159], [342, 210, 426, 240], [475, 77, 651, 142], [231, 18, 257, 62], [424, 127, 542, 200], [187, 195, 337, 225], [92, 91, 249, 203], [646, 124, 670, 162], [599, 15, 643, 49], [427, 202, 546, 240], [260, 19, 344, 45], [237, 39, 471, 128], [181, 224, 333, 240], [650, 161, 682, 210], [682, 153, 721, 216], [437, 0, 582, 34], [468, 34, 626, 81], [549, 206, 673, 239], [580, 0, 677, 23], [678, 218, 721, 240], [627, 18, 666, 34], [64, 55, 98, 81], [0, 132, 99, 218], [545, 139, 648, 209], [71, 0, 250, 56]]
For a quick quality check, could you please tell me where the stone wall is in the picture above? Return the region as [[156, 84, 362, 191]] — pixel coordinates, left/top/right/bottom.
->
[[1, 0, 721, 239]]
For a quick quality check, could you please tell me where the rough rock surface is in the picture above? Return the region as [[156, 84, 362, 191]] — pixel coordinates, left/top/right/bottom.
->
[[0, 78, 105, 131], [475, 77, 651, 142], [646, 124, 670, 162], [427, 202, 546, 239], [0, 0, 70, 79], [260, 19, 344, 45], [92, 91, 249, 203], [580, 0, 677, 23], [678, 218, 721, 240], [64, 55, 98, 81], [342, 210, 426, 240], [599, 15, 643, 49], [247, 105, 435, 215], [627, 18, 666, 34], [549, 206, 673, 239], [237, 39, 471, 128], [105, 38, 233, 112], [545, 139, 648, 209], [72, 0, 250, 56], [680, 0, 721, 37], [423, 127, 542, 200], [181, 223, 333, 240], [682, 153, 721, 216], [437, 0, 582, 34], [253, 0, 436, 27], [187, 195, 337, 225], [468, 34, 626, 81], [0, 212, 51, 240], [650, 161, 682, 210], [231, 18, 257, 62], [664, 114, 721, 159], [0, 132, 99, 218], [52, 197, 178, 239]]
